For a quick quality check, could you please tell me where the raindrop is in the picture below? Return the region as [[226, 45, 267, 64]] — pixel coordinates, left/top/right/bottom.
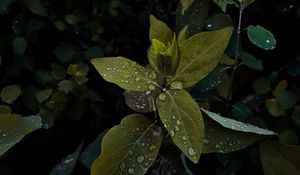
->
[[266, 39, 270, 43], [120, 162, 126, 170], [149, 71, 157, 79], [170, 81, 183, 90], [128, 150, 133, 155], [148, 84, 155, 90], [145, 91, 151, 95], [170, 130, 175, 136], [137, 155, 145, 163], [182, 136, 187, 140], [188, 147, 195, 155], [135, 77, 140, 81], [158, 93, 166, 101], [172, 115, 176, 119], [207, 23, 213, 28], [128, 168, 135, 174], [149, 145, 157, 151], [176, 120, 181, 125], [175, 126, 180, 131]]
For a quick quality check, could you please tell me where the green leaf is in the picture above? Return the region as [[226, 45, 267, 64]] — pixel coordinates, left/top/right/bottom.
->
[[201, 108, 277, 135], [0, 0, 16, 14], [91, 57, 157, 91], [180, 0, 194, 15], [178, 26, 188, 44], [265, 98, 285, 117], [260, 141, 300, 175], [12, 37, 27, 55], [49, 142, 83, 175], [58, 80, 76, 94], [0, 114, 42, 156], [273, 80, 288, 97], [212, 0, 237, 12], [240, 0, 255, 8], [247, 25, 276, 50], [203, 118, 264, 153], [276, 90, 298, 109], [84, 47, 103, 61], [156, 90, 204, 163], [53, 45, 76, 63], [0, 105, 11, 114], [64, 14, 78, 25], [240, 52, 263, 71], [279, 130, 298, 145], [51, 63, 66, 80], [91, 114, 163, 175], [1, 84, 22, 104], [171, 26, 233, 88], [35, 88, 53, 104], [204, 13, 233, 31], [149, 15, 172, 45], [252, 77, 271, 94], [26, 0, 47, 16], [80, 130, 108, 169]]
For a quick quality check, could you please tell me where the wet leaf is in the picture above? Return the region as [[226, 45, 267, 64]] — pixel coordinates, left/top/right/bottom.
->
[[260, 141, 300, 175], [252, 77, 271, 94], [53, 45, 76, 63], [91, 114, 163, 175], [156, 90, 204, 163], [26, 0, 47, 16], [273, 80, 288, 97], [276, 90, 298, 109], [180, 0, 194, 15], [91, 57, 157, 91], [201, 108, 277, 135], [247, 25, 276, 50], [49, 142, 83, 175], [149, 15, 172, 45], [1, 84, 22, 104], [212, 0, 237, 12], [35, 88, 53, 104], [0, 105, 11, 114], [265, 98, 285, 117], [12, 37, 27, 55], [80, 130, 108, 169], [0, 114, 42, 156], [204, 13, 233, 31], [203, 118, 264, 153], [240, 52, 263, 71], [171, 26, 233, 88]]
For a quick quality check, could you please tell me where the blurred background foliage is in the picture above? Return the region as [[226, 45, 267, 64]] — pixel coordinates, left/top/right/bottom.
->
[[0, 0, 299, 174]]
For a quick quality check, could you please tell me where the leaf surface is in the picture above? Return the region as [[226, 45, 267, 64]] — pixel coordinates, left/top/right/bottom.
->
[[247, 25, 276, 50], [149, 15, 172, 45]]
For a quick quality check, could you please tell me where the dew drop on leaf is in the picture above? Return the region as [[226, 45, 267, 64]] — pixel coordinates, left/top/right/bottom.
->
[[188, 147, 195, 156], [128, 168, 135, 174], [120, 162, 126, 170], [137, 155, 145, 163], [170, 81, 183, 90], [158, 93, 166, 101]]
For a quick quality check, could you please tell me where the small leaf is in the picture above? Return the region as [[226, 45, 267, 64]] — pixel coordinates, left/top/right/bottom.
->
[[80, 130, 108, 169], [178, 26, 188, 44], [180, 0, 194, 15], [149, 15, 172, 45], [53, 45, 76, 63], [58, 80, 76, 94], [26, 0, 47, 16], [1, 84, 22, 104], [51, 64, 66, 80], [265, 98, 285, 117], [252, 77, 271, 94], [212, 0, 237, 12], [12, 37, 27, 55], [204, 13, 233, 31], [201, 108, 277, 135], [91, 57, 157, 91], [84, 47, 103, 61], [91, 114, 163, 175], [203, 118, 264, 153], [64, 14, 78, 25], [35, 88, 53, 104], [49, 142, 83, 175], [247, 25, 276, 50], [0, 105, 11, 114], [156, 90, 204, 163], [273, 80, 288, 97], [171, 26, 233, 88], [260, 141, 300, 175], [240, 52, 263, 71], [276, 90, 298, 109], [0, 114, 42, 156]]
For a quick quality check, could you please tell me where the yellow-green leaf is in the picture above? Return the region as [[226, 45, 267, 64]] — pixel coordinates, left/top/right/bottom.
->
[[1, 84, 22, 104], [265, 98, 285, 117], [91, 114, 163, 175], [149, 15, 172, 45], [180, 0, 194, 15], [0, 105, 11, 114], [91, 57, 157, 91], [178, 26, 188, 44], [171, 26, 233, 88], [273, 80, 288, 97], [0, 114, 42, 156], [260, 141, 300, 175], [156, 90, 204, 163]]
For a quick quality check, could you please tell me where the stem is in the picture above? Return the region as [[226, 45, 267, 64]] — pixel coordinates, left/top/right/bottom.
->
[[225, 5, 244, 111]]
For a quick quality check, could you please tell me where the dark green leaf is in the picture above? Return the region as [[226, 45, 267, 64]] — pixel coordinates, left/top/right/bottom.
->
[[12, 37, 27, 55], [35, 88, 53, 104], [0, 114, 42, 156], [279, 130, 298, 145], [0, 105, 11, 114], [156, 90, 204, 163], [49, 142, 83, 175], [276, 90, 298, 109], [247, 25, 276, 50], [260, 141, 300, 175], [91, 114, 163, 175], [53, 45, 76, 63], [1, 84, 22, 104], [91, 57, 158, 91], [240, 52, 263, 71], [84, 47, 103, 61], [51, 64, 66, 80], [171, 26, 233, 88], [58, 80, 76, 94], [252, 77, 271, 94], [204, 13, 233, 31], [149, 15, 172, 45], [26, 0, 47, 16]]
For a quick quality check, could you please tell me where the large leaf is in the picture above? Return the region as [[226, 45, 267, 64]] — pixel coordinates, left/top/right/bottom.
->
[[149, 15, 172, 45], [0, 114, 42, 156], [91, 114, 163, 175], [49, 142, 83, 175], [156, 90, 204, 163], [171, 26, 233, 88], [203, 118, 264, 153], [240, 52, 263, 71], [247, 25, 276, 50], [91, 57, 157, 91], [201, 108, 277, 135], [260, 141, 300, 175]]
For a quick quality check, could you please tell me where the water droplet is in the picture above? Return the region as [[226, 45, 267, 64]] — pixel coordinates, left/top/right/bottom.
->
[[159, 93, 166, 101], [137, 155, 145, 163], [145, 91, 151, 95], [149, 71, 157, 79], [149, 145, 157, 151], [170, 130, 175, 136], [135, 77, 140, 81], [148, 84, 155, 90], [175, 126, 179, 131], [203, 139, 209, 144], [128, 168, 134, 174], [207, 23, 213, 28], [128, 150, 133, 155], [170, 81, 183, 90], [266, 39, 270, 43], [120, 162, 126, 170], [172, 115, 176, 119], [188, 147, 195, 155], [182, 136, 187, 140], [176, 120, 181, 125]]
